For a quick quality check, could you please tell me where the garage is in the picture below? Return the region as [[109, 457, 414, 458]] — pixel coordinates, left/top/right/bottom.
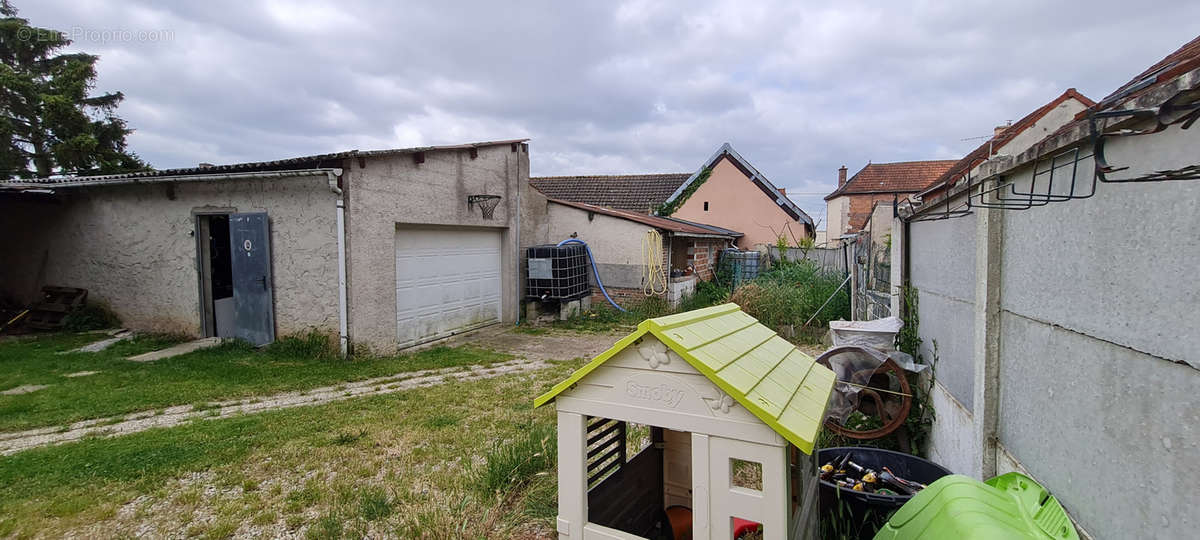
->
[[395, 226, 503, 348]]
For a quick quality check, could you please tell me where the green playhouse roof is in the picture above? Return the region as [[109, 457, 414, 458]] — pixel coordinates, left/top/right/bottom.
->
[[534, 303, 836, 454]]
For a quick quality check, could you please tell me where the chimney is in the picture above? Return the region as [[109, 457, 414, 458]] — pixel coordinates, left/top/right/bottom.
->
[[993, 121, 1012, 138], [777, 188, 786, 196], [837, 166, 848, 188], [198, 162, 214, 168]]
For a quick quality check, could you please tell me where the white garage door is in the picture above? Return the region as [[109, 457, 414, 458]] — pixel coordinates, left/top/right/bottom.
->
[[395, 227, 503, 348]]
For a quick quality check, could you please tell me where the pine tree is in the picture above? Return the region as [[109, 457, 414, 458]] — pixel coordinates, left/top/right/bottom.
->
[[0, 1, 148, 178]]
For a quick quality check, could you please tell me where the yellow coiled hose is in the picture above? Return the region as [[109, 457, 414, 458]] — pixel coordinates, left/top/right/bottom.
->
[[643, 230, 668, 296]]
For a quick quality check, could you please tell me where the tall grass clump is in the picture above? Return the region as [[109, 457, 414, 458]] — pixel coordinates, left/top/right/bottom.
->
[[556, 295, 672, 332], [477, 423, 556, 497], [265, 330, 339, 361], [730, 259, 850, 341]]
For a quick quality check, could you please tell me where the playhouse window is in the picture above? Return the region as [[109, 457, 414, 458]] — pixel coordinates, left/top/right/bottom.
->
[[730, 457, 763, 492]]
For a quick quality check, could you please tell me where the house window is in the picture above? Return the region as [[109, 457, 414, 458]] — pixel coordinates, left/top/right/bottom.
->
[[703, 201, 709, 211]]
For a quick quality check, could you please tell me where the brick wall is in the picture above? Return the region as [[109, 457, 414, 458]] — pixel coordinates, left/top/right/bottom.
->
[[847, 194, 899, 232], [687, 238, 727, 281], [589, 286, 655, 306]]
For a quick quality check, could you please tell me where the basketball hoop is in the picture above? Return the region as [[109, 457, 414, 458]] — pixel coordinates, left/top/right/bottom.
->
[[467, 194, 502, 219]]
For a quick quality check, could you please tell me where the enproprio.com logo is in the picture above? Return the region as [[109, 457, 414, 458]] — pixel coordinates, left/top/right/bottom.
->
[[16, 26, 174, 43]]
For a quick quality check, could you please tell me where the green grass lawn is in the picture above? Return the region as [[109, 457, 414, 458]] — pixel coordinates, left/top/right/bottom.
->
[[0, 332, 511, 433], [0, 357, 576, 539]]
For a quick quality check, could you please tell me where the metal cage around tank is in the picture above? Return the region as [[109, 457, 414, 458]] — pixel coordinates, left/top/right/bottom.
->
[[526, 243, 590, 300]]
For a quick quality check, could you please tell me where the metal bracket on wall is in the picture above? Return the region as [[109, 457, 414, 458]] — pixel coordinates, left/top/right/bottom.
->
[[1090, 90, 1200, 183], [967, 146, 1098, 210]]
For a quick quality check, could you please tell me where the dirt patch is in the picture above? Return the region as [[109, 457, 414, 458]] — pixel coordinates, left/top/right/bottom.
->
[[445, 325, 628, 363], [64, 371, 101, 378]]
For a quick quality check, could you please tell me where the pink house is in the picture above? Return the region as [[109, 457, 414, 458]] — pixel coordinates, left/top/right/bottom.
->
[[531, 143, 813, 250], [666, 143, 813, 249]]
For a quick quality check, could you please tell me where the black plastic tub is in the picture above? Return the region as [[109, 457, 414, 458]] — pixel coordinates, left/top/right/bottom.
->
[[817, 447, 952, 540]]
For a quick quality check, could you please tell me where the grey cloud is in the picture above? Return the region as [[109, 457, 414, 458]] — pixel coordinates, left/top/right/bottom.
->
[[19, 0, 1200, 220]]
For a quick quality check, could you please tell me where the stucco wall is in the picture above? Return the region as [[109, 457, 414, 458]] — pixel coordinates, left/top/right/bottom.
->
[[825, 196, 848, 239], [544, 202, 655, 290], [344, 143, 529, 351], [0, 176, 339, 336], [907, 120, 1200, 538], [672, 157, 801, 249], [981, 98, 1089, 175]]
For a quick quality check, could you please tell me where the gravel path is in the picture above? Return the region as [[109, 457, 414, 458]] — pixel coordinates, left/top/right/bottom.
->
[[0, 358, 545, 455], [0, 325, 627, 456]]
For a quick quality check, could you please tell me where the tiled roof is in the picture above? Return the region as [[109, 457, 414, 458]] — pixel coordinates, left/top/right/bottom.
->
[[534, 303, 835, 454], [825, 160, 958, 201], [1095, 34, 1200, 111], [1, 139, 529, 187], [918, 89, 1096, 199], [547, 198, 742, 238], [908, 35, 1200, 220], [529, 173, 690, 213]]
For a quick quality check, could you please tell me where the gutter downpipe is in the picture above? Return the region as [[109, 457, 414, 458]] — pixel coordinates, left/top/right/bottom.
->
[[515, 145, 523, 325], [326, 169, 349, 358]]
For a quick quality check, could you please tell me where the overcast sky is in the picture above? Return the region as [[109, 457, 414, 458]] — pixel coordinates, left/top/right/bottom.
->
[[20, 1, 1200, 225]]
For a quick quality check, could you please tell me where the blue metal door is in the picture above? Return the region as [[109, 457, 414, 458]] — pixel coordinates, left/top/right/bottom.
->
[[229, 213, 276, 346]]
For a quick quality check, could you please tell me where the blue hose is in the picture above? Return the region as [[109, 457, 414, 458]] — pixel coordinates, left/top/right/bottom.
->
[[556, 238, 627, 313]]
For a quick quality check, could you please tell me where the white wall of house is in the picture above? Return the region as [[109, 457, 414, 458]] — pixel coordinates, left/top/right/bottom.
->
[[904, 119, 1200, 540], [824, 196, 848, 239], [544, 202, 655, 290], [0, 175, 340, 336]]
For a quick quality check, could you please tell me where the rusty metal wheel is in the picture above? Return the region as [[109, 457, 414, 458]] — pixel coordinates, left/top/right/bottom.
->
[[816, 346, 912, 440]]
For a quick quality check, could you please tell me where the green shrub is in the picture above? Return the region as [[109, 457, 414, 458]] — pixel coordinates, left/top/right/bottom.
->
[[677, 280, 730, 312], [477, 423, 556, 496], [61, 303, 120, 332], [730, 260, 850, 340]]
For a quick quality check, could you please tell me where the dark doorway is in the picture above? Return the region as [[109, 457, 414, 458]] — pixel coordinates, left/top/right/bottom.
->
[[198, 213, 234, 337]]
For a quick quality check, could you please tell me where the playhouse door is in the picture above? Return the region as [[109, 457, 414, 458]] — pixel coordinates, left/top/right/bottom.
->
[[228, 212, 276, 346]]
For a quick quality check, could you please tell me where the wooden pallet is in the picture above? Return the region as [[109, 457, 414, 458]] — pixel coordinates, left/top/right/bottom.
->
[[25, 286, 88, 330]]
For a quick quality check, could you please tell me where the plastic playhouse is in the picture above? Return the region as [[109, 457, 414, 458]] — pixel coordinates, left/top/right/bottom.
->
[[534, 304, 837, 540]]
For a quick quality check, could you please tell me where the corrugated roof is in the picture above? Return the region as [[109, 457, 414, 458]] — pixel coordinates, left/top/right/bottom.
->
[[548, 198, 742, 237], [826, 160, 958, 201], [533, 303, 836, 454], [1, 139, 529, 187], [530, 173, 690, 213], [917, 89, 1096, 200]]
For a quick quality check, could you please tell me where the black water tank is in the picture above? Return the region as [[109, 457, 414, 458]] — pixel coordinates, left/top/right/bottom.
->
[[526, 244, 589, 300]]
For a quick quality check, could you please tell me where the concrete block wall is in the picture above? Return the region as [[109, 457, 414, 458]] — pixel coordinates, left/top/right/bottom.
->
[[904, 121, 1200, 539]]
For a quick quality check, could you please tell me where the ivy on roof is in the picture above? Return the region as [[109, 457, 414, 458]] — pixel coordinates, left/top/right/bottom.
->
[[655, 167, 710, 216]]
